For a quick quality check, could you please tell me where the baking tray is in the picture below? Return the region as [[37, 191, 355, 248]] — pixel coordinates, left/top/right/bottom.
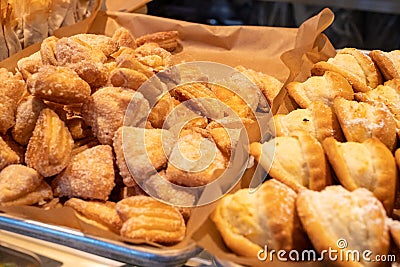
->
[[0, 214, 202, 267]]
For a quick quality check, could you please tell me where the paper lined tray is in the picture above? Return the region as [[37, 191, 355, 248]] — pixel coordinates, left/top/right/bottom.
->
[[0, 214, 202, 267]]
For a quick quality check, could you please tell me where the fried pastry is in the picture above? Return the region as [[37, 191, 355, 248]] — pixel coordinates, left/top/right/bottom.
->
[[212, 179, 310, 258], [25, 108, 74, 177], [355, 79, 400, 137], [235, 65, 283, 106], [64, 198, 122, 233], [55, 37, 107, 65], [113, 126, 175, 187], [116, 196, 186, 244], [369, 50, 400, 80], [52, 145, 115, 200], [12, 95, 47, 145], [388, 219, 400, 249], [0, 136, 20, 171], [135, 31, 179, 52], [135, 43, 172, 72], [40, 36, 58, 66], [66, 117, 91, 140], [209, 127, 241, 158], [112, 28, 137, 49], [165, 131, 227, 187], [297, 186, 389, 267], [287, 71, 354, 108], [115, 53, 154, 78], [17, 51, 43, 80], [0, 181, 52, 207], [0, 164, 42, 203], [82, 87, 150, 145], [71, 34, 119, 57], [323, 137, 397, 215], [148, 93, 180, 128], [250, 131, 331, 192], [312, 48, 382, 92], [333, 97, 396, 150], [109, 68, 148, 90], [272, 101, 344, 142], [27, 65, 91, 105]]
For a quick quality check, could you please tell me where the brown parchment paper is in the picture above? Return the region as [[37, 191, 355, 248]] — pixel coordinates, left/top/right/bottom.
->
[[0, 7, 337, 261]]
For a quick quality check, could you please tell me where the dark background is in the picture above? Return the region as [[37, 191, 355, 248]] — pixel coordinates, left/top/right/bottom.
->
[[147, 0, 400, 51]]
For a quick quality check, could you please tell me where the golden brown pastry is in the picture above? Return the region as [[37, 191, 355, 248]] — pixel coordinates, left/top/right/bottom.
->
[[297, 186, 389, 267], [65, 117, 91, 140], [212, 179, 310, 258], [312, 48, 382, 92], [116, 196, 186, 244], [12, 95, 47, 145], [0, 69, 26, 135], [323, 137, 397, 215], [115, 53, 154, 78], [27, 65, 91, 105], [82, 87, 150, 145], [165, 131, 227, 187], [272, 101, 344, 142], [369, 50, 400, 81], [108, 68, 148, 90], [250, 131, 331, 192], [135, 43, 172, 72], [52, 145, 115, 200], [64, 198, 122, 234], [0, 164, 42, 203], [333, 97, 397, 150], [0, 136, 20, 171], [25, 108, 73, 177], [287, 71, 354, 108], [113, 126, 175, 187], [136, 31, 179, 52], [147, 92, 180, 128], [17, 51, 43, 80], [112, 28, 137, 49], [40, 36, 58, 66], [235, 65, 283, 106], [0, 181, 52, 207], [71, 34, 119, 57], [355, 79, 400, 138]]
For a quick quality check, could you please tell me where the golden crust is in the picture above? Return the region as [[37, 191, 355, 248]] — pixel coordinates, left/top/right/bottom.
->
[[136, 31, 179, 52], [40, 36, 58, 66], [211, 179, 309, 258], [135, 43, 172, 72], [109, 68, 148, 90], [116, 196, 186, 244], [297, 186, 389, 267], [55, 37, 107, 65], [71, 34, 119, 57], [27, 65, 91, 104], [369, 50, 400, 81], [25, 108, 73, 177], [333, 97, 397, 150], [272, 101, 344, 142], [148, 93, 180, 128], [323, 137, 397, 215], [0, 164, 42, 203], [115, 53, 153, 78], [64, 198, 122, 234], [52, 145, 115, 200], [0, 181, 52, 207], [287, 71, 354, 108], [250, 131, 330, 192], [17, 51, 43, 80], [0, 136, 20, 171], [112, 28, 137, 49]]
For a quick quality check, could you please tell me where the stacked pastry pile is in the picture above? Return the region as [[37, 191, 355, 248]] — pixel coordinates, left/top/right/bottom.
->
[[0, 27, 284, 245], [0, 0, 97, 61], [212, 48, 400, 264]]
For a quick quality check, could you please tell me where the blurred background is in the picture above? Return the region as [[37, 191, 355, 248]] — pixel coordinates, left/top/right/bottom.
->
[[146, 0, 400, 51]]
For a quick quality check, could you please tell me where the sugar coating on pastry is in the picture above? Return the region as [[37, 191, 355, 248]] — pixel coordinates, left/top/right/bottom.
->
[[323, 137, 397, 215], [65, 198, 122, 233], [17, 51, 43, 80], [0, 135, 20, 171], [333, 97, 396, 150], [112, 28, 137, 49], [165, 131, 227, 187], [71, 34, 119, 57], [212, 179, 309, 258], [272, 101, 344, 142], [0, 164, 42, 203], [297, 186, 389, 267], [52, 145, 115, 200], [369, 50, 400, 80], [135, 43, 172, 72], [135, 31, 179, 52], [0, 181, 52, 207], [250, 131, 331, 192], [116, 196, 186, 244], [287, 71, 354, 108]]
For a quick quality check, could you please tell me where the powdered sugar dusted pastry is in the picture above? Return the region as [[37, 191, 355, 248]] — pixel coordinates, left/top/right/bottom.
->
[[323, 137, 397, 215], [272, 101, 344, 142], [250, 131, 331, 192], [313, 48, 382, 92], [212, 179, 310, 258], [333, 97, 397, 150], [369, 50, 400, 81], [297, 186, 389, 267], [287, 71, 354, 108]]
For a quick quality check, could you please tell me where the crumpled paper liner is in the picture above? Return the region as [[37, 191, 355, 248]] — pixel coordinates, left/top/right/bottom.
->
[[0, 7, 336, 261]]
